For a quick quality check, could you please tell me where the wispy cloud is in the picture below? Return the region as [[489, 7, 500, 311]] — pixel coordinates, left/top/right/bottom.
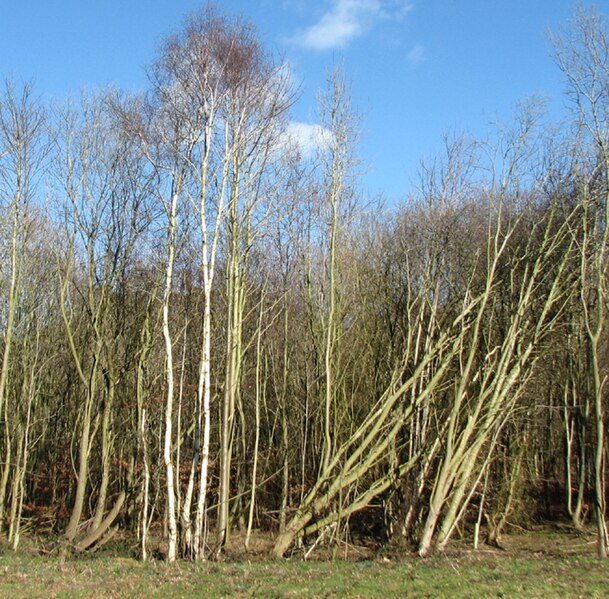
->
[[292, 0, 413, 51], [285, 121, 334, 157], [407, 43, 424, 65]]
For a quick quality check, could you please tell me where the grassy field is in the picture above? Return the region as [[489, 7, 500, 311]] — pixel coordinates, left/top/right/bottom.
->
[[0, 528, 606, 598]]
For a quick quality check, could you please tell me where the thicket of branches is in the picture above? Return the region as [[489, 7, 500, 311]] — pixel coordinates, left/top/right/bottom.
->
[[2, 5, 609, 560]]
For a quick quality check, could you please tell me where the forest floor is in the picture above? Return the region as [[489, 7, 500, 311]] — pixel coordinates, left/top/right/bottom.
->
[[0, 525, 606, 597]]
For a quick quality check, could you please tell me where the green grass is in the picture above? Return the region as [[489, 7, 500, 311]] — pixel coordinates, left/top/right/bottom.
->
[[0, 552, 607, 598], [0, 529, 606, 598]]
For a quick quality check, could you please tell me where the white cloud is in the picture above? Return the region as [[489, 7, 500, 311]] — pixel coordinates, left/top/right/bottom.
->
[[285, 121, 334, 157], [292, 0, 412, 51], [379, 0, 414, 20], [407, 43, 424, 65]]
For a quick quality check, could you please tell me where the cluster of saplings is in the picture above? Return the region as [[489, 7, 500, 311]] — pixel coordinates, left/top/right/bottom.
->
[[1, 5, 609, 561]]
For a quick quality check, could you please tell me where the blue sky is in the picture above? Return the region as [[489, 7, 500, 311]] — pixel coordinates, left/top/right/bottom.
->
[[1, 0, 606, 201]]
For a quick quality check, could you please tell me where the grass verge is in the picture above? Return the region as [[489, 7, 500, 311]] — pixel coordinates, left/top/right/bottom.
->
[[0, 528, 605, 598]]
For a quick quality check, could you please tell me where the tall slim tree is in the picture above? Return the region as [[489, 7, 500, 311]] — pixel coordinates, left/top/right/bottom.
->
[[0, 81, 47, 529], [553, 6, 609, 557]]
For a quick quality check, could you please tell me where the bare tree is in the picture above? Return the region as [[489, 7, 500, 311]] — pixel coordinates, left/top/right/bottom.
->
[[0, 81, 48, 530], [55, 92, 149, 546], [553, 6, 609, 557]]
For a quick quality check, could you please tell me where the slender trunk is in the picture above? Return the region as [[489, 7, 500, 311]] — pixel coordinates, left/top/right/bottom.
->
[[136, 298, 154, 561], [180, 323, 198, 556], [564, 386, 575, 519], [0, 197, 21, 427], [11, 340, 37, 551], [65, 394, 94, 541], [245, 299, 264, 550], [573, 413, 587, 528], [162, 191, 179, 562], [591, 338, 608, 558], [322, 194, 337, 472], [176, 327, 188, 521], [0, 390, 12, 530], [194, 284, 212, 560], [474, 466, 489, 550], [140, 408, 150, 561], [8, 418, 23, 546], [93, 375, 114, 531], [0, 199, 24, 528], [217, 170, 245, 551], [279, 300, 290, 532], [193, 113, 226, 561]]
